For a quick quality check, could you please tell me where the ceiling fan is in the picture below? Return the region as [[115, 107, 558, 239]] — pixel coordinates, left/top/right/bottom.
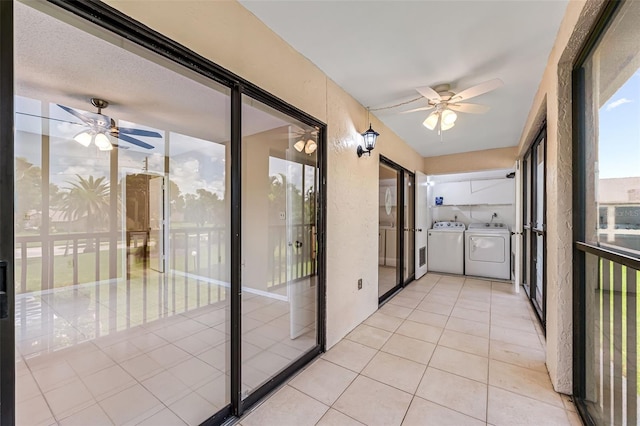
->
[[57, 98, 161, 151], [402, 78, 503, 134]]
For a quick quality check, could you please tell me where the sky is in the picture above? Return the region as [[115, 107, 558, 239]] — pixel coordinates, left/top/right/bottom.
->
[[598, 69, 640, 179]]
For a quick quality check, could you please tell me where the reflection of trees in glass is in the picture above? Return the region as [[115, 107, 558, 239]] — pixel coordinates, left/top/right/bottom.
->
[[269, 170, 316, 223], [269, 173, 302, 222], [167, 179, 185, 224], [63, 175, 110, 252], [15, 157, 42, 232], [184, 189, 225, 226]]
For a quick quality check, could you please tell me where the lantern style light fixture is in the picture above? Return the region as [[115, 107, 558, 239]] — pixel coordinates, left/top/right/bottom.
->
[[358, 124, 379, 157]]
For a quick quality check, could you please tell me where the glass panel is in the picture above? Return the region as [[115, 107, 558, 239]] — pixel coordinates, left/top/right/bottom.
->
[[524, 152, 532, 228], [240, 95, 318, 399], [579, 1, 640, 423], [533, 233, 544, 309], [14, 3, 230, 424], [581, 0, 640, 255], [403, 174, 415, 283], [535, 140, 545, 230], [522, 152, 532, 293], [379, 163, 399, 298]]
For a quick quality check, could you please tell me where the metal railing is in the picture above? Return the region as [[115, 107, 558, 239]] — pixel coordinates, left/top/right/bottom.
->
[[577, 242, 640, 426], [14, 223, 316, 351]]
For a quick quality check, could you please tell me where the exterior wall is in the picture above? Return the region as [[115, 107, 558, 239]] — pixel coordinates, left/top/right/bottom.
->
[[515, 0, 608, 394], [423, 147, 518, 175], [104, 0, 424, 348]]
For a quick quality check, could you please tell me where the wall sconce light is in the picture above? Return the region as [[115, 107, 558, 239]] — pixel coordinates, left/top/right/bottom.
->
[[358, 124, 379, 157], [359, 108, 379, 158]]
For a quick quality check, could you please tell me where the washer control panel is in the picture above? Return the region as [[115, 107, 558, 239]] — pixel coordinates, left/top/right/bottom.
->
[[433, 221, 466, 229]]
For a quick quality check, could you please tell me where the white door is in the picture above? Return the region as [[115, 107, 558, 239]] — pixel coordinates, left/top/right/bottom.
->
[[415, 171, 428, 279]]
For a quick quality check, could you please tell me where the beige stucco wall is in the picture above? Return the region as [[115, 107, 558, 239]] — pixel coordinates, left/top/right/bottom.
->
[[104, 0, 424, 348], [423, 147, 518, 175], [516, 0, 608, 394]]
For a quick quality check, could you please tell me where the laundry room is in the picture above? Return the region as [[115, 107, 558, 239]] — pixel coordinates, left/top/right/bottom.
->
[[425, 168, 517, 281], [428, 168, 516, 227]]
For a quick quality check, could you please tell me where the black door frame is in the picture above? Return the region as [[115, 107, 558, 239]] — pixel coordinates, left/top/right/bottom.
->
[[379, 156, 415, 304], [2, 1, 327, 424], [0, 1, 16, 424], [522, 125, 547, 329]]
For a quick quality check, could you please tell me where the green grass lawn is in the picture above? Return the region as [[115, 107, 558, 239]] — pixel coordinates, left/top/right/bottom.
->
[[15, 240, 227, 294]]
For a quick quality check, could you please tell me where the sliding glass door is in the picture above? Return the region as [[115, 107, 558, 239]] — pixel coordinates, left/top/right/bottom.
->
[[522, 127, 546, 327], [378, 157, 414, 304], [379, 162, 400, 299], [4, 1, 326, 424], [240, 96, 320, 401]]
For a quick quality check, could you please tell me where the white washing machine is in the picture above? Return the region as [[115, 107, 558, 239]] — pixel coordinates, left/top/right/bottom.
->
[[427, 222, 465, 275], [465, 223, 511, 280]]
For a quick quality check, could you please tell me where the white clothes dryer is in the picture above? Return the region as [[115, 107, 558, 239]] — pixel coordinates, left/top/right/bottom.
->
[[465, 223, 511, 280], [427, 222, 466, 275]]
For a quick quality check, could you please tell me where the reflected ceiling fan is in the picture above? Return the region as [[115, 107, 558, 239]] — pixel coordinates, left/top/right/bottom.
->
[[402, 78, 503, 134], [57, 98, 161, 151]]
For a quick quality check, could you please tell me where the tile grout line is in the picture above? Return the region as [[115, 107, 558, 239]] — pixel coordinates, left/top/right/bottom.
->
[[486, 282, 494, 424]]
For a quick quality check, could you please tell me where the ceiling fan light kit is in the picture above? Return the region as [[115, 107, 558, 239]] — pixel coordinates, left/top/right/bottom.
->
[[401, 78, 503, 136], [73, 131, 92, 147], [293, 134, 317, 155], [94, 132, 113, 151]]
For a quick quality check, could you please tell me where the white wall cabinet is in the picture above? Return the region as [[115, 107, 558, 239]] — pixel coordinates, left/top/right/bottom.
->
[[470, 179, 515, 205], [432, 178, 514, 206], [432, 181, 471, 206]]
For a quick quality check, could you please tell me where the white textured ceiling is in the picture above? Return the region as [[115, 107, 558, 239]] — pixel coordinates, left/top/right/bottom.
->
[[240, 0, 569, 157], [14, 1, 292, 148]]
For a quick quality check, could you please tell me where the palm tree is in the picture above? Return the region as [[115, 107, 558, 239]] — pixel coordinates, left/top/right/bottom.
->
[[63, 175, 110, 252]]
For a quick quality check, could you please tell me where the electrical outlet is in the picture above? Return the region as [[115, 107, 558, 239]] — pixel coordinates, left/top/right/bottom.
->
[[357, 278, 363, 290]]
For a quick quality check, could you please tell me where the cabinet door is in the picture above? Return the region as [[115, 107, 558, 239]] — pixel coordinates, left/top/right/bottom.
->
[[470, 179, 515, 204], [432, 181, 471, 205]]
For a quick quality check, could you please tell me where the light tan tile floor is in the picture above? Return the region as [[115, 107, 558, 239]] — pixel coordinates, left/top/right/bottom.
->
[[238, 273, 581, 426], [15, 279, 317, 425]]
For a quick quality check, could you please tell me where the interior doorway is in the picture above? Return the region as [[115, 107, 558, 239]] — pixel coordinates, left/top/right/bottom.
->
[[125, 172, 165, 277]]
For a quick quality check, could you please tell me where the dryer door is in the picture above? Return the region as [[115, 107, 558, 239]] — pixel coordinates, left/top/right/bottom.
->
[[468, 235, 506, 263]]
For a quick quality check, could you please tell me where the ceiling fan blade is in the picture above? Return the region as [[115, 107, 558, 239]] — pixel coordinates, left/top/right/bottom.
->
[[57, 104, 95, 125], [416, 86, 441, 102], [447, 103, 490, 114], [451, 78, 503, 102], [117, 127, 162, 138], [16, 111, 85, 126], [116, 133, 155, 149], [400, 105, 435, 114]]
